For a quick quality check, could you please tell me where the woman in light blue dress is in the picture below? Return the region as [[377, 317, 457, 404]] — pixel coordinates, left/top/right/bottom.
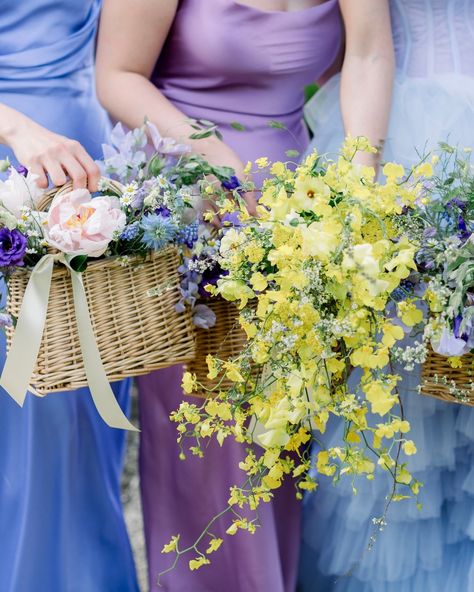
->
[[299, 1, 474, 591], [0, 2, 138, 590]]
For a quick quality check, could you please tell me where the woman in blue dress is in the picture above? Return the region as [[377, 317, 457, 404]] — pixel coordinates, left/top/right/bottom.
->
[[0, 2, 138, 590], [299, 1, 474, 591]]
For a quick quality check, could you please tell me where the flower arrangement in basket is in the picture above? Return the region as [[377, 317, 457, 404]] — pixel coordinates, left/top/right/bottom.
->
[[0, 121, 235, 428], [177, 228, 255, 398], [158, 138, 426, 573], [395, 145, 474, 405]]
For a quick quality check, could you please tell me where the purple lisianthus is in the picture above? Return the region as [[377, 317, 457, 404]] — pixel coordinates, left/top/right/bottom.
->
[[199, 266, 227, 297], [458, 215, 471, 241], [453, 314, 467, 341], [0, 228, 27, 267], [446, 197, 466, 211], [222, 175, 241, 191], [15, 165, 28, 177], [155, 206, 171, 218], [453, 315, 474, 351]]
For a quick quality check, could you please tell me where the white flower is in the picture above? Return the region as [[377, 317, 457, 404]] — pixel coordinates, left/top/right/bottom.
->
[[120, 182, 137, 206], [0, 169, 43, 218], [0, 206, 19, 229], [143, 188, 160, 208], [219, 228, 244, 256]]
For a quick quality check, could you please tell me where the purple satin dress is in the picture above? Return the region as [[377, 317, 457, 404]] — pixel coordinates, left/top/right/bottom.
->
[[137, 1, 342, 590]]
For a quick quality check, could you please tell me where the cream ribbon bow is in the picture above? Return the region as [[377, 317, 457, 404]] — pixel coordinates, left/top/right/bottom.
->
[[0, 253, 137, 431]]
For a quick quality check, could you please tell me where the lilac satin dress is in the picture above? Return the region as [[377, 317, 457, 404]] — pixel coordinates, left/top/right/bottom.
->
[[136, 1, 342, 590]]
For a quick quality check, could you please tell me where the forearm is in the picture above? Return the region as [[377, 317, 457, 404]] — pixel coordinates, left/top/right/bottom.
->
[[97, 71, 235, 168], [97, 71, 193, 138], [0, 104, 28, 147], [340, 53, 394, 161], [338, 0, 394, 168]]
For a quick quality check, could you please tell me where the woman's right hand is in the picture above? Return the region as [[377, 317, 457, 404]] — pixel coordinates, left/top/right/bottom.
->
[[0, 105, 100, 191]]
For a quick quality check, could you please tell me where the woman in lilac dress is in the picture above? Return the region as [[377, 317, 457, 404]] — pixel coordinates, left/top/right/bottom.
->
[[96, 1, 393, 589]]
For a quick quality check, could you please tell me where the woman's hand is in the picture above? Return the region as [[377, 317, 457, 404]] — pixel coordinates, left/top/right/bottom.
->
[[0, 104, 101, 190]]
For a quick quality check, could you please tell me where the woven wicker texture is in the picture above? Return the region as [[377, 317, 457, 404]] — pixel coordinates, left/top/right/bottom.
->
[[421, 348, 474, 406], [187, 298, 250, 398], [6, 181, 196, 394]]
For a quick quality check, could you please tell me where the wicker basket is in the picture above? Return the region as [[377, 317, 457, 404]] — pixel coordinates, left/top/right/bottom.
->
[[186, 298, 252, 398], [421, 347, 474, 406], [6, 182, 196, 394]]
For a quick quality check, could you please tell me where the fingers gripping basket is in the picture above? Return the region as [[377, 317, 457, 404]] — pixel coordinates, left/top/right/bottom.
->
[[421, 348, 474, 406], [6, 182, 196, 394], [186, 298, 255, 398]]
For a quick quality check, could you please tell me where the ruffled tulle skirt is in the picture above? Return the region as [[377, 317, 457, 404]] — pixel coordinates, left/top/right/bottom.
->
[[298, 73, 474, 592]]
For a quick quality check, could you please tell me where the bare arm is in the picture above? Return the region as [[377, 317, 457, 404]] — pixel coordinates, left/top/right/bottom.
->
[[339, 0, 394, 166], [96, 0, 246, 175], [0, 103, 100, 190]]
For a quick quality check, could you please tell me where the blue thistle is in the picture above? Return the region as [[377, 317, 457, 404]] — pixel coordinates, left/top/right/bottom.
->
[[140, 214, 178, 250]]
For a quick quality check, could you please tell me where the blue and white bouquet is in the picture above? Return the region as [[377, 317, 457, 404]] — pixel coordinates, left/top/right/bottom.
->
[[99, 121, 235, 260]]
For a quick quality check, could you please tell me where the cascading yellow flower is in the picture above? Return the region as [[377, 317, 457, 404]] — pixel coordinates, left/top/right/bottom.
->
[[165, 137, 424, 574]]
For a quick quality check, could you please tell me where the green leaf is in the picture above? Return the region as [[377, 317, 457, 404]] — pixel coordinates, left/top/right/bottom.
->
[[189, 131, 213, 140], [230, 122, 246, 131], [304, 82, 319, 103], [439, 142, 455, 153], [268, 120, 287, 130], [148, 155, 164, 177], [70, 255, 88, 273]]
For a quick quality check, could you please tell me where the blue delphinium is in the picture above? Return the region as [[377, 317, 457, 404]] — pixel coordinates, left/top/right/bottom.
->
[[140, 214, 178, 250], [120, 222, 141, 241], [177, 221, 199, 248]]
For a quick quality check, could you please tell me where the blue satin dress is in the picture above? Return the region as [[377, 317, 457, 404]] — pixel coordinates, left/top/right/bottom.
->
[[0, 2, 138, 590]]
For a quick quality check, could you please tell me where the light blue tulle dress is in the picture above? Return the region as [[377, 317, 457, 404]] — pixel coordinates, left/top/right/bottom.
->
[[299, 1, 474, 591], [0, 2, 138, 591]]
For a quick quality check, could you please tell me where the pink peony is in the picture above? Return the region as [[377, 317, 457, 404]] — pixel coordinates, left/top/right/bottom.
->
[[46, 188, 126, 257]]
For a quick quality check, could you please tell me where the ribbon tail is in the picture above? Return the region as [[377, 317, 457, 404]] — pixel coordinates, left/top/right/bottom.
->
[[0, 255, 55, 406], [68, 266, 138, 431]]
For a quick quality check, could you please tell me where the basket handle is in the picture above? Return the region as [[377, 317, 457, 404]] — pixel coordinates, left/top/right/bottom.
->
[[36, 178, 124, 212]]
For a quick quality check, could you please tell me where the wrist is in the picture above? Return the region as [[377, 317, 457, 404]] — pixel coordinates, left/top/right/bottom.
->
[[0, 104, 29, 146]]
